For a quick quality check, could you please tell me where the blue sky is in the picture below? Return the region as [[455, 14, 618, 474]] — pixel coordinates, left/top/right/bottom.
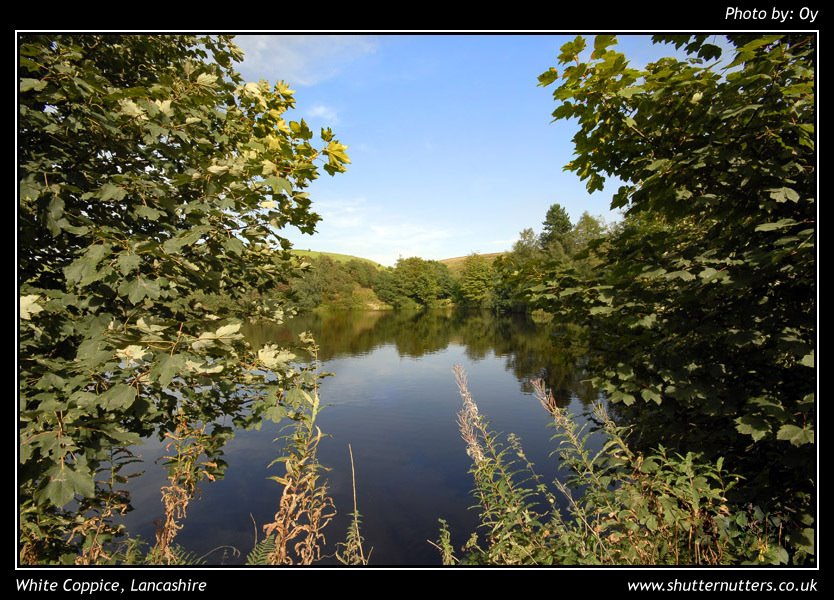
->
[[233, 34, 695, 266]]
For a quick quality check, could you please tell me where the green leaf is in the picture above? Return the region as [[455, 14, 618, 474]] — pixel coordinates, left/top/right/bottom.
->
[[162, 227, 207, 254], [258, 344, 296, 369], [41, 463, 95, 508], [196, 73, 218, 87], [664, 270, 696, 282], [70, 391, 101, 410], [634, 313, 657, 328], [122, 277, 161, 304], [20, 78, 47, 92], [135, 205, 165, 220], [617, 86, 644, 99], [263, 176, 292, 196], [215, 322, 242, 338], [116, 253, 142, 275], [150, 354, 187, 387], [698, 267, 718, 280], [46, 197, 65, 236], [326, 140, 350, 164], [537, 68, 559, 87], [558, 36, 586, 63], [755, 219, 797, 232], [115, 345, 148, 364], [647, 159, 671, 172], [102, 384, 137, 410], [776, 424, 813, 446], [99, 183, 127, 202], [611, 390, 636, 405], [20, 295, 44, 320], [593, 35, 617, 56], [105, 429, 142, 445], [63, 244, 111, 286], [75, 339, 113, 369], [640, 388, 662, 404], [791, 528, 815, 555], [285, 387, 310, 409], [768, 187, 800, 203], [263, 405, 287, 423], [735, 415, 770, 441], [191, 322, 242, 351], [118, 99, 145, 118], [799, 351, 814, 367]]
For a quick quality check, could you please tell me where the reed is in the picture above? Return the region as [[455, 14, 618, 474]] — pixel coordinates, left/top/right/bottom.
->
[[440, 365, 795, 565]]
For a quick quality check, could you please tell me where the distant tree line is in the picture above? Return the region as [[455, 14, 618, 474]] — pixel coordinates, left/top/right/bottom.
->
[[286, 207, 608, 314], [286, 255, 455, 311]]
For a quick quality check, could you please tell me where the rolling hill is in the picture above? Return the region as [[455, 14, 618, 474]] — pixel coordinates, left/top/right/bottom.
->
[[291, 249, 384, 269], [291, 249, 506, 277], [438, 252, 504, 277]]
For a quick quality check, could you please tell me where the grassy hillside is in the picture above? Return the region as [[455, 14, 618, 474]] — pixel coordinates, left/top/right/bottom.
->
[[290, 249, 506, 277], [292, 249, 384, 269], [439, 252, 504, 277]]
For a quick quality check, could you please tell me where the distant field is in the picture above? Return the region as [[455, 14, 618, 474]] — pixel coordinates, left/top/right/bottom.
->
[[292, 249, 384, 269], [439, 252, 504, 276]]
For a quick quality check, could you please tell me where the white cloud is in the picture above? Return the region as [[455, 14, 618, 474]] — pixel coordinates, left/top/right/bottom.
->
[[234, 35, 377, 86], [325, 222, 456, 267], [314, 198, 366, 228], [307, 104, 339, 124], [289, 196, 456, 265]]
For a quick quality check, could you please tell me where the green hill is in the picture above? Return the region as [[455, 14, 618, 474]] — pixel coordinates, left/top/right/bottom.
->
[[439, 252, 504, 277], [292, 250, 383, 269]]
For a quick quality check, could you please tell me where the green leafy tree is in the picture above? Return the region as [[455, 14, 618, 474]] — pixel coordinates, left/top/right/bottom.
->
[[373, 257, 453, 309], [535, 34, 815, 558], [567, 212, 605, 254], [372, 268, 403, 308], [566, 212, 607, 277], [344, 259, 379, 289], [428, 260, 455, 302], [289, 256, 355, 311], [512, 228, 542, 263], [539, 203, 572, 255], [18, 34, 349, 563], [492, 229, 547, 314], [458, 254, 495, 308]]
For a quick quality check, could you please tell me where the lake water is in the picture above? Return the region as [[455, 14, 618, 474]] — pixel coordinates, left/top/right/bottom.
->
[[120, 310, 602, 565]]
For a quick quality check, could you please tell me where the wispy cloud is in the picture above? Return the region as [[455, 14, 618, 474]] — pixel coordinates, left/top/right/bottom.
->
[[314, 198, 366, 228], [234, 35, 377, 86], [291, 197, 455, 266], [323, 222, 456, 267], [307, 104, 339, 124]]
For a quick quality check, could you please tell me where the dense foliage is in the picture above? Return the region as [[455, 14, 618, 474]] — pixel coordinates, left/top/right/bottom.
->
[[19, 32, 815, 567], [457, 254, 495, 308], [18, 34, 349, 563], [373, 257, 455, 310], [434, 33, 814, 568], [289, 256, 366, 310], [491, 210, 608, 314], [532, 34, 814, 559], [539, 203, 573, 257], [285, 254, 460, 312], [439, 368, 802, 566]]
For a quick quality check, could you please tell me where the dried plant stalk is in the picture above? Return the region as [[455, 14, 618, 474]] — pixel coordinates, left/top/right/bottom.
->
[[262, 389, 335, 565], [149, 413, 216, 565]]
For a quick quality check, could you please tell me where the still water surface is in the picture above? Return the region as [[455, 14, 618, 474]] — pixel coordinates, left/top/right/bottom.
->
[[122, 310, 601, 565]]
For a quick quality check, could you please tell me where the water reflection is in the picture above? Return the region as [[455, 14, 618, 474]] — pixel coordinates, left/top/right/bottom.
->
[[123, 310, 599, 565], [243, 310, 596, 409]]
